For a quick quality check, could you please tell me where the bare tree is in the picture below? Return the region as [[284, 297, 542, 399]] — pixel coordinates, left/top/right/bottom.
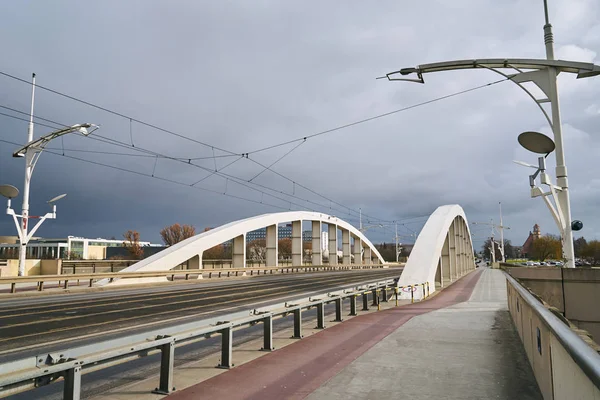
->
[[123, 230, 144, 260], [160, 223, 196, 246], [278, 238, 292, 260], [247, 239, 267, 262]]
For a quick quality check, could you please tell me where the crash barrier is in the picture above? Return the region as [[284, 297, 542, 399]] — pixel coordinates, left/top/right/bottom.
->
[[0, 264, 389, 294], [0, 278, 400, 399], [397, 282, 431, 304], [61, 260, 137, 274], [60, 259, 304, 274], [505, 273, 600, 399]]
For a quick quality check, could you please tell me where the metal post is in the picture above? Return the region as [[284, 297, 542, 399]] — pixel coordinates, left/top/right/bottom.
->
[[334, 298, 343, 322], [350, 295, 358, 316], [362, 292, 369, 311], [499, 202, 506, 262], [371, 289, 378, 306], [411, 286, 414, 304], [63, 366, 81, 400], [542, 0, 574, 268], [316, 302, 325, 329], [17, 74, 36, 277], [292, 308, 303, 338], [395, 287, 399, 306], [262, 315, 274, 351], [218, 326, 233, 368], [152, 341, 175, 394], [381, 287, 388, 302]]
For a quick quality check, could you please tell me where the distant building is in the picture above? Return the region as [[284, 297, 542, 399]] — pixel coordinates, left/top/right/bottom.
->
[[521, 224, 541, 258], [246, 224, 312, 243], [0, 236, 161, 260]]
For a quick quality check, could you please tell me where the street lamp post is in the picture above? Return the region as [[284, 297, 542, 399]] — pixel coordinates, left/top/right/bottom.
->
[[380, 0, 600, 268], [5, 73, 99, 276]]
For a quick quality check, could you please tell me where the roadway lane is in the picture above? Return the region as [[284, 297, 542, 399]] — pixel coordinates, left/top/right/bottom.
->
[[0, 269, 401, 360]]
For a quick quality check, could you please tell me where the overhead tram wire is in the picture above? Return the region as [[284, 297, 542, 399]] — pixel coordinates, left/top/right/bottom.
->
[[0, 104, 373, 222], [0, 73, 506, 224], [0, 71, 238, 157], [0, 97, 381, 223], [0, 137, 307, 213], [242, 78, 509, 155]]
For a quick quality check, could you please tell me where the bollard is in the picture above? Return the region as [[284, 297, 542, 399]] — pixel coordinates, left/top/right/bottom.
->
[[261, 315, 274, 351], [63, 366, 82, 400], [371, 289, 378, 306], [334, 298, 343, 322], [218, 326, 233, 368], [395, 287, 399, 306], [410, 286, 414, 304], [427, 282, 430, 297], [350, 295, 358, 316], [381, 287, 388, 302], [362, 292, 369, 311], [316, 302, 326, 329], [422, 283, 425, 299], [292, 308, 303, 338], [152, 341, 175, 394]]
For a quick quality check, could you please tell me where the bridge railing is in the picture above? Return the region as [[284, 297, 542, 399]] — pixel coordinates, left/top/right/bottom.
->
[[505, 273, 600, 399], [0, 264, 390, 294], [0, 278, 398, 399]]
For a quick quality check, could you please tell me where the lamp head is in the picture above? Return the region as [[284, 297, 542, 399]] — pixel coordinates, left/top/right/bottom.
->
[[518, 131, 555, 154], [0, 184, 19, 199], [47, 193, 67, 204]]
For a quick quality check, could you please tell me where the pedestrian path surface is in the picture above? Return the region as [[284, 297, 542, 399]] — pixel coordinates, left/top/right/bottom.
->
[[167, 268, 542, 400]]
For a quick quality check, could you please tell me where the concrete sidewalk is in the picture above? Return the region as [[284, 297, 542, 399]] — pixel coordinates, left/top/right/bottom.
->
[[307, 268, 542, 400], [163, 268, 541, 400]]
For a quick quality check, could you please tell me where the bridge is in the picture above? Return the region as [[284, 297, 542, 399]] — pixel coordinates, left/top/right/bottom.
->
[[0, 205, 598, 400]]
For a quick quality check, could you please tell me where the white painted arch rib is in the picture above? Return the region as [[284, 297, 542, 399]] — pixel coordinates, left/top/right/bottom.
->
[[396, 204, 474, 299], [114, 211, 384, 275]]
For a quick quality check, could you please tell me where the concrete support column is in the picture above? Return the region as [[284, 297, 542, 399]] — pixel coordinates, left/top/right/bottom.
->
[[364, 247, 372, 264], [352, 236, 362, 264], [328, 224, 338, 265], [342, 229, 351, 264], [311, 221, 322, 266], [448, 221, 456, 281], [232, 234, 246, 269], [441, 235, 450, 287], [435, 258, 442, 287], [292, 220, 303, 266], [266, 224, 278, 267], [456, 219, 464, 277], [460, 220, 466, 275]]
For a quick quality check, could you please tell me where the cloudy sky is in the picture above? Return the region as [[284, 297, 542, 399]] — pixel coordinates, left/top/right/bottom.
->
[[0, 0, 599, 252]]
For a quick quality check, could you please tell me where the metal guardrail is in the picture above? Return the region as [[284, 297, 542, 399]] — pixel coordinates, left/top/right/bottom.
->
[[505, 273, 600, 391], [0, 277, 402, 399], [0, 264, 389, 294]]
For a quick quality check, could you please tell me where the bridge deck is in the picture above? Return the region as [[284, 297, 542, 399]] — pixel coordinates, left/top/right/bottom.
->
[[166, 268, 542, 400]]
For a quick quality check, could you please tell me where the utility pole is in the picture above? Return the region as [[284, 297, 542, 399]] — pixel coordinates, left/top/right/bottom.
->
[[18, 73, 36, 276], [499, 202, 505, 262]]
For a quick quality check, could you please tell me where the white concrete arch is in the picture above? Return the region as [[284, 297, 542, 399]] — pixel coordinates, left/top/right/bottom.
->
[[396, 204, 475, 299], [104, 211, 384, 285]]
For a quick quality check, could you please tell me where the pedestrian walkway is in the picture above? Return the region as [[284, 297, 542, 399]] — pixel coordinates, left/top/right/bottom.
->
[[166, 268, 542, 400]]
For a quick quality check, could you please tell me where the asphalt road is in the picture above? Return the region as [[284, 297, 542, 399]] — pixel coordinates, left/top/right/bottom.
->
[[0, 269, 402, 362]]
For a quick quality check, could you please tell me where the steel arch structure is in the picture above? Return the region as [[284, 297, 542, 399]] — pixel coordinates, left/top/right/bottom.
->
[[103, 211, 384, 285], [397, 204, 475, 299]]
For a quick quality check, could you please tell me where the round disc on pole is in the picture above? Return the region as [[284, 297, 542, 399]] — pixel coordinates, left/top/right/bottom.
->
[[48, 193, 67, 203], [0, 184, 19, 199], [518, 131, 556, 154]]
